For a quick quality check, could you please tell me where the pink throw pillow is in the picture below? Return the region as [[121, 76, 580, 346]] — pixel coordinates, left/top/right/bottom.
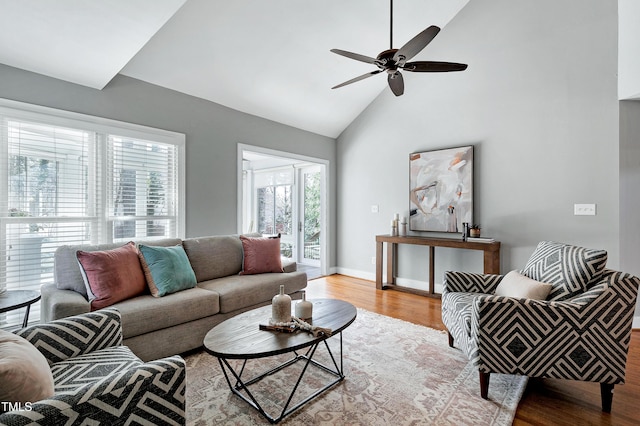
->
[[240, 235, 284, 275], [76, 242, 147, 310]]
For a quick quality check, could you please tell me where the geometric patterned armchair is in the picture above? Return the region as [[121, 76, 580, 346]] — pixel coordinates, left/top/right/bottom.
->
[[442, 241, 639, 413], [0, 308, 186, 425]]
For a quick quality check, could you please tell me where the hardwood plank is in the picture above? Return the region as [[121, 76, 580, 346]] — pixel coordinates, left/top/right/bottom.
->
[[305, 274, 640, 425]]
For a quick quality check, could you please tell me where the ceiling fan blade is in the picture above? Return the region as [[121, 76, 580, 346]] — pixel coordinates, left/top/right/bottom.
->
[[332, 70, 383, 89], [387, 71, 404, 96], [403, 61, 468, 72], [330, 49, 377, 64], [394, 26, 440, 62]]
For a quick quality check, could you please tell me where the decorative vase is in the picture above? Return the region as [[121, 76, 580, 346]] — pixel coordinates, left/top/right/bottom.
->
[[295, 291, 313, 320], [470, 228, 481, 238], [272, 285, 292, 324]]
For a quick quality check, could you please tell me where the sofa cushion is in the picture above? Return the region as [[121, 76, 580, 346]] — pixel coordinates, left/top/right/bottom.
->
[[495, 270, 553, 300], [197, 271, 307, 314], [77, 242, 147, 311], [112, 287, 220, 339], [0, 330, 55, 412], [55, 238, 183, 298], [240, 235, 284, 275], [51, 346, 142, 394], [521, 241, 608, 301], [138, 244, 197, 297], [182, 235, 246, 282]]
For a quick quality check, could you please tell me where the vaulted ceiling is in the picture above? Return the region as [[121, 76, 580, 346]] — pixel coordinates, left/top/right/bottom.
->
[[0, 0, 470, 138]]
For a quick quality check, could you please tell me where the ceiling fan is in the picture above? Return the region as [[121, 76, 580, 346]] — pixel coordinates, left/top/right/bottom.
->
[[330, 0, 468, 96]]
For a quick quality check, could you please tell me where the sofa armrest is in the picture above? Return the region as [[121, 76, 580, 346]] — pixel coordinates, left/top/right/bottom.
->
[[0, 356, 186, 426], [15, 308, 123, 365], [282, 258, 297, 273], [40, 282, 90, 322], [443, 271, 503, 295]]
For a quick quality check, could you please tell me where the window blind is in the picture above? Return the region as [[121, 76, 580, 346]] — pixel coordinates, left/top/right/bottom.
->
[[0, 100, 185, 329]]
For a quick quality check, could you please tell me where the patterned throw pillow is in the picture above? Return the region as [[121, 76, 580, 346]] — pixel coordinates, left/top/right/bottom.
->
[[520, 241, 607, 301], [138, 244, 197, 297]]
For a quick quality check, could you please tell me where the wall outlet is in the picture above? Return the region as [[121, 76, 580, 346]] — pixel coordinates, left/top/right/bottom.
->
[[371, 205, 379, 213], [574, 203, 596, 216], [371, 256, 376, 265]]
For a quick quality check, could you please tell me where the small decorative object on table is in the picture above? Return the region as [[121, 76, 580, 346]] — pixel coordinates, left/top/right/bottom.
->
[[469, 224, 481, 238], [271, 285, 291, 324], [295, 291, 313, 320], [399, 216, 408, 236]]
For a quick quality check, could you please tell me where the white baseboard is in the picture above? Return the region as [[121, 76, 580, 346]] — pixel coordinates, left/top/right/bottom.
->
[[633, 315, 640, 330], [333, 267, 375, 282], [331, 268, 443, 293]]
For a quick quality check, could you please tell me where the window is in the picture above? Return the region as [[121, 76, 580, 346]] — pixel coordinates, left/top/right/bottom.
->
[[254, 168, 293, 258], [0, 100, 185, 327]]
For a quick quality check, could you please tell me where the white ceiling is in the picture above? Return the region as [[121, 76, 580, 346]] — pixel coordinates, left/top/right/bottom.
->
[[0, 0, 469, 138]]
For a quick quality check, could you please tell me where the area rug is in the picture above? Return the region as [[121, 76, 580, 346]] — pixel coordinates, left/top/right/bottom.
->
[[185, 308, 527, 425]]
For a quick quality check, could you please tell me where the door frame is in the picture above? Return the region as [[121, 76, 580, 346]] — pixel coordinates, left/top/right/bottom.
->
[[237, 143, 329, 276]]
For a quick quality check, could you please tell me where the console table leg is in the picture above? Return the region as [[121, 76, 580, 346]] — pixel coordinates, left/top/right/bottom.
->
[[376, 241, 383, 289], [386, 243, 396, 285], [428, 246, 435, 295]]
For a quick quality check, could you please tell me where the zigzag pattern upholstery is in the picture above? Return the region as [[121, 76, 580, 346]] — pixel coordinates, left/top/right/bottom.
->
[[441, 242, 639, 413], [521, 240, 608, 301], [14, 308, 123, 365], [0, 309, 186, 425]]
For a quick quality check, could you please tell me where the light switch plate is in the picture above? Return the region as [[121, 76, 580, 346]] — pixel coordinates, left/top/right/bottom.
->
[[574, 203, 596, 216]]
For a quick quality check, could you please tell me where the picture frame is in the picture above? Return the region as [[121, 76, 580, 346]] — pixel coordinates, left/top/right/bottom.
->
[[409, 145, 473, 232]]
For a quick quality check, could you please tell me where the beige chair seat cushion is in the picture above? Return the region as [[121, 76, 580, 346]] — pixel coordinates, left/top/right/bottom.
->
[[51, 346, 142, 394]]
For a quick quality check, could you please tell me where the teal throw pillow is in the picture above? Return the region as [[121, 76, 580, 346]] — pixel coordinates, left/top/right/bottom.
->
[[138, 244, 197, 297]]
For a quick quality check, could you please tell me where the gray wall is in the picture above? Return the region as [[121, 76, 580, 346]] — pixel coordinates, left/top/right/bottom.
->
[[336, 0, 621, 290], [0, 64, 337, 266], [620, 100, 640, 319]]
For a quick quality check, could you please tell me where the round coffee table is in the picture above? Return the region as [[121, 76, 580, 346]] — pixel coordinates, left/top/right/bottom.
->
[[204, 298, 357, 423], [0, 289, 41, 328]]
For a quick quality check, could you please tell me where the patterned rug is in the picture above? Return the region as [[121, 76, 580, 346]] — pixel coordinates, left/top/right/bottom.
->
[[185, 308, 527, 425]]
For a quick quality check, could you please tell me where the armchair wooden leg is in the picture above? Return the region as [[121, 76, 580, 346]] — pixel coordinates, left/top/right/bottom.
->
[[447, 331, 454, 348], [479, 371, 490, 399], [600, 383, 614, 413]]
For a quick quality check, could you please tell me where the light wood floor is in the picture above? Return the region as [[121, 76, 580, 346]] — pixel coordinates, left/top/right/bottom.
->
[[305, 274, 640, 426]]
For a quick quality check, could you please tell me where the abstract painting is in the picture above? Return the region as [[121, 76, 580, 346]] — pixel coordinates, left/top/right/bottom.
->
[[409, 146, 473, 232]]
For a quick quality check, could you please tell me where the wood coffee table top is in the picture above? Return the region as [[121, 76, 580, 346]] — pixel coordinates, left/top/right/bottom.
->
[[204, 298, 357, 360]]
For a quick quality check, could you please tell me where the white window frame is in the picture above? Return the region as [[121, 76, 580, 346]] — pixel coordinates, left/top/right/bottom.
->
[[0, 98, 186, 326]]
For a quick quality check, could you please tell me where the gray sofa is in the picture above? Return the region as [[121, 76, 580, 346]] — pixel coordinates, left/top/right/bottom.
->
[[40, 234, 307, 361]]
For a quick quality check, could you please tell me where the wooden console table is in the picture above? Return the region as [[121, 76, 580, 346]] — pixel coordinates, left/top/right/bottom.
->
[[375, 235, 501, 298]]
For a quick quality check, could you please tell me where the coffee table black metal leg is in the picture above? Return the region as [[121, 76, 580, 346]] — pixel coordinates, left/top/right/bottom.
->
[[216, 332, 345, 424]]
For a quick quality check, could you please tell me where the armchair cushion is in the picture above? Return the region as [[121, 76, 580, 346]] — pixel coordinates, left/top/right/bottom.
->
[[51, 346, 142, 393], [15, 308, 123, 364], [495, 270, 552, 300], [520, 241, 607, 301]]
